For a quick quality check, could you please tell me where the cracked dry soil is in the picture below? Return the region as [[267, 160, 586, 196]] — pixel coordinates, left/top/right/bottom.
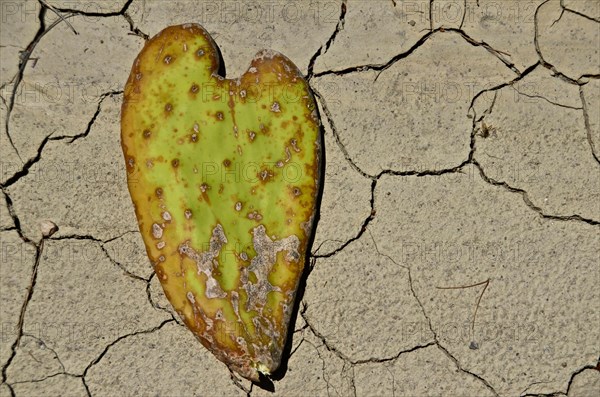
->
[[1, 0, 599, 396]]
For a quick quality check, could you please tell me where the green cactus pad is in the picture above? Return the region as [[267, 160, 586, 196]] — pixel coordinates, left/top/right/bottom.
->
[[121, 24, 321, 381]]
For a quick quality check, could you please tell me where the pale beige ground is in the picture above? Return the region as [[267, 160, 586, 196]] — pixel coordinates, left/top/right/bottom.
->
[[1, 1, 599, 396]]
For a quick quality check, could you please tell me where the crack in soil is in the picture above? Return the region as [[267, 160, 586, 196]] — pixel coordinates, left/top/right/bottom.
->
[[80, 318, 175, 386], [578, 85, 600, 166], [312, 27, 520, 80], [1, 90, 122, 190], [556, 0, 600, 24], [306, 0, 347, 81], [1, 235, 44, 388], [510, 86, 583, 110], [533, 0, 597, 84]]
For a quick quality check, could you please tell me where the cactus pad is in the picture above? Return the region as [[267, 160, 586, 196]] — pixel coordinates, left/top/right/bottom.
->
[[121, 24, 321, 381]]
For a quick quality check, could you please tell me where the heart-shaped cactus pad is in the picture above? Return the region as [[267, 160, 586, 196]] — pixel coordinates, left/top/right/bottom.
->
[[121, 24, 321, 381]]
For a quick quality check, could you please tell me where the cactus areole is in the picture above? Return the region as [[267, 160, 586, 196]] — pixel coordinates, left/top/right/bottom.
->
[[120, 24, 321, 381]]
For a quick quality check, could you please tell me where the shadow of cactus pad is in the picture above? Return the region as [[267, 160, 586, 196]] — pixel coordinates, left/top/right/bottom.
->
[[120, 23, 321, 381]]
